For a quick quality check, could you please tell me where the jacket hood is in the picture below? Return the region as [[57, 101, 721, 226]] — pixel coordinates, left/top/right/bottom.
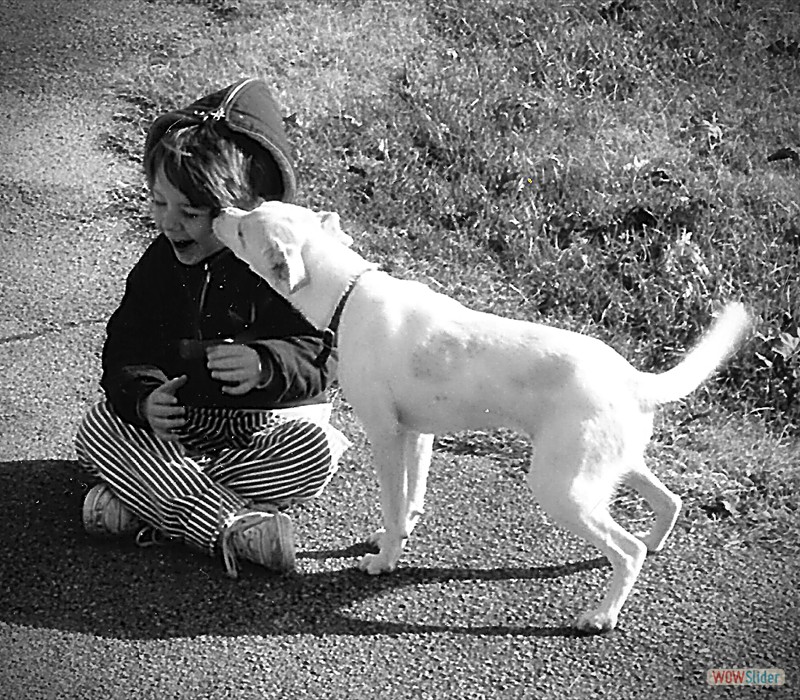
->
[[144, 78, 297, 203]]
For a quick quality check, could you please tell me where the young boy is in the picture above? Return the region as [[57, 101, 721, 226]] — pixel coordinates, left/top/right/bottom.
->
[[76, 78, 349, 578]]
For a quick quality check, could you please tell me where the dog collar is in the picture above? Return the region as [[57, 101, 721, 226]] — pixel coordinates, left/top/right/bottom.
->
[[313, 268, 374, 368]]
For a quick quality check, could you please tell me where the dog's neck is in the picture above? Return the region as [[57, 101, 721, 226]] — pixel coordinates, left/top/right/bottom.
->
[[291, 237, 378, 331]]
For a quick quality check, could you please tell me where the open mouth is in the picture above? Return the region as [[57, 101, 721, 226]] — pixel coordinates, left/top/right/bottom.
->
[[171, 239, 195, 252]]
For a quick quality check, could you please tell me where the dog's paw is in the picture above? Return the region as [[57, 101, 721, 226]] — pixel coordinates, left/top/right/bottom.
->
[[576, 609, 618, 634], [358, 552, 396, 576], [637, 532, 665, 554], [365, 528, 385, 549]]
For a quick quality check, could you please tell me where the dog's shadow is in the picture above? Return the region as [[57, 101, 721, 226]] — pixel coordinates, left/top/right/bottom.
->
[[0, 461, 607, 640]]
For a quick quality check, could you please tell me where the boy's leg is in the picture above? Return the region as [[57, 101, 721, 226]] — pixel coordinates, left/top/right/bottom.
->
[[191, 410, 350, 577], [204, 417, 346, 505], [75, 401, 247, 555]]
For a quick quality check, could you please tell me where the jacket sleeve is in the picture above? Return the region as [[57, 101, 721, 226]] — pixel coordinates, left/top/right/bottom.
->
[[100, 253, 169, 426], [248, 333, 336, 405]]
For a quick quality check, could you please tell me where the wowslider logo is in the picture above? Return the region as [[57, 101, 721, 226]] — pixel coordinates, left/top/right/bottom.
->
[[707, 668, 786, 686]]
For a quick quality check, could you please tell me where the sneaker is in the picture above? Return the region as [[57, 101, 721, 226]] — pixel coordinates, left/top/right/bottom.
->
[[82, 483, 142, 536], [219, 507, 296, 578]]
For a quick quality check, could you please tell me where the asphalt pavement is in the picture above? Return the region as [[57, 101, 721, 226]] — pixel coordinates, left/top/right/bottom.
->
[[0, 0, 797, 698]]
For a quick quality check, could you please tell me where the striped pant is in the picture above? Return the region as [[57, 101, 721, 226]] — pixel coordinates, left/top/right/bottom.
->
[[75, 400, 349, 555]]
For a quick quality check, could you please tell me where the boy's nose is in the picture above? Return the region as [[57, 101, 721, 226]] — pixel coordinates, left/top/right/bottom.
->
[[163, 209, 182, 231]]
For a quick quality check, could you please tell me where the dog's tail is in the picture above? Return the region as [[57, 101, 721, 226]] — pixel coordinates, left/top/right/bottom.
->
[[637, 302, 751, 409]]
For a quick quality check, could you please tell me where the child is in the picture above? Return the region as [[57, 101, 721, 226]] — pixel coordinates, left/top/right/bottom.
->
[[75, 78, 349, 578]]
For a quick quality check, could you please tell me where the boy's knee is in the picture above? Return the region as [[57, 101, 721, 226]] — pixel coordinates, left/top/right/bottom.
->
[[270, 417, 328, 446], [75, 401, 122, 448], [299, 419, 328, 441]]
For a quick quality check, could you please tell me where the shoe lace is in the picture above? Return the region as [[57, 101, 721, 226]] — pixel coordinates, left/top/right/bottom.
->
[[219, 508, 278, 579], [135, 526, 170, 548]]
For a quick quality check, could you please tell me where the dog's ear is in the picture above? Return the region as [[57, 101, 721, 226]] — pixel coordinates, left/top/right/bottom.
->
[[263, 233, 308, 294], [318, 211, 354, 247], [229, 211, 309, 295]]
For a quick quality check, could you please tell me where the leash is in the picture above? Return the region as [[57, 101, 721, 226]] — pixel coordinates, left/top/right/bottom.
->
[[313, 268, 373, 367]]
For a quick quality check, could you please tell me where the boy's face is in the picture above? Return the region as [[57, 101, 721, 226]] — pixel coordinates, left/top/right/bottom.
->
[[150, 166, 225, 265]]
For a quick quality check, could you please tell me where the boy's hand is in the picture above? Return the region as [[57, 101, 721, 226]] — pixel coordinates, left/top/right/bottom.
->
[[141, 375, 188, 441], [207, 344, 264, 395]]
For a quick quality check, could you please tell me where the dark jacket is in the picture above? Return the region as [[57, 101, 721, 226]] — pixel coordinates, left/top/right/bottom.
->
[[102, 79, 332, 427], [101, 240, 335, 426]]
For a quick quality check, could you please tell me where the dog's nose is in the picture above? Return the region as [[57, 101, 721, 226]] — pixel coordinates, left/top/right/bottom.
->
[[211, 216, 229, 240]]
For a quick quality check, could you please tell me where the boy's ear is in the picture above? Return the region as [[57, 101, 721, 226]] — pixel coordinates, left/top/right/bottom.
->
[[318, 211, 354, 247]]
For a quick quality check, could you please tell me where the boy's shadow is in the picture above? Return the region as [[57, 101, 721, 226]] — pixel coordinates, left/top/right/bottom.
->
[[0, 461, 607, 640]]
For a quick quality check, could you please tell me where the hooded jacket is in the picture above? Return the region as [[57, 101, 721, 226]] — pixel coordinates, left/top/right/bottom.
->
[[145, 77, 296, 202], [102, 79, 334, 427]]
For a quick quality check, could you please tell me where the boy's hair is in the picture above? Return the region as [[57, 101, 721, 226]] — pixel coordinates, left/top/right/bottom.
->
[[144, 121, 283, 211]]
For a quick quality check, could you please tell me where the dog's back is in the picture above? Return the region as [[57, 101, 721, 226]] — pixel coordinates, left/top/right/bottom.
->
[[339, 273, 749, 439], [339, 273, 638, 434]]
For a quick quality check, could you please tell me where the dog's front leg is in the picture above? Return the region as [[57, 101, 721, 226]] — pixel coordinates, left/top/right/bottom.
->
[[359, 430, 434, 575]]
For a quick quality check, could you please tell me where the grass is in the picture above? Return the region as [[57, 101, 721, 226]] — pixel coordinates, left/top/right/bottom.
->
[[109, 0, 799, 549]]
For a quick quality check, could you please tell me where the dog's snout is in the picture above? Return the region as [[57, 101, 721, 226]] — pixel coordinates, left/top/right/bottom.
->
[[211, 216, 227, 240], [213, 207, 244, 231]]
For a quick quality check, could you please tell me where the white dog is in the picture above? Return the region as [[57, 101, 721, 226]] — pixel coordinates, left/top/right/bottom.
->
[[213, 202, 750, 633]]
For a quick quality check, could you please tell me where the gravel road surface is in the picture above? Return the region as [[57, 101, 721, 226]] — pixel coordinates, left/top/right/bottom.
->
[[0, 1, 796, 698]]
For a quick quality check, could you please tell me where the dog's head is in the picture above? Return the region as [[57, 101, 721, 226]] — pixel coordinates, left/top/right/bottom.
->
[[213, 201, 352, 295]]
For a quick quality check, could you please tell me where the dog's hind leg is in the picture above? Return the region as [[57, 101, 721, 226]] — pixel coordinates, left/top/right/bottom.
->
[[624, 464, 682, 553], [359, 429, 434, 575], [528, 455, 648, 633], [573, 506, 647, 634]]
